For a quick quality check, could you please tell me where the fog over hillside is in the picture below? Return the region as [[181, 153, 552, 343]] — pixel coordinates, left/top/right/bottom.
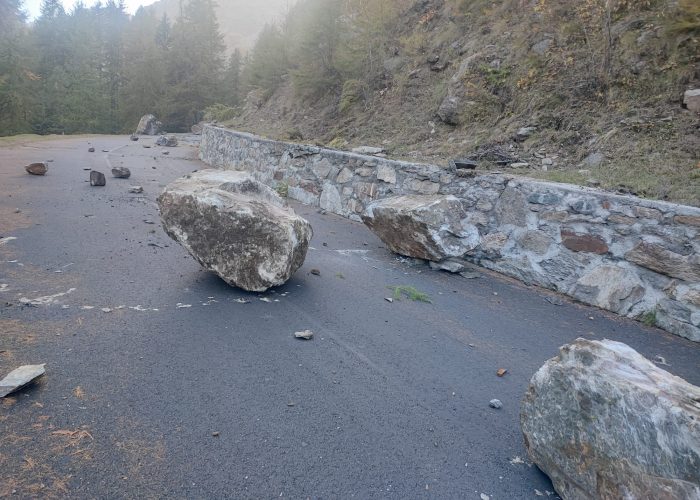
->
[[147, 0, 294, 52]]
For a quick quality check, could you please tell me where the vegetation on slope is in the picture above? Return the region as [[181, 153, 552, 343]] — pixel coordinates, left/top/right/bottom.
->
[[231, 0, 700, 206]]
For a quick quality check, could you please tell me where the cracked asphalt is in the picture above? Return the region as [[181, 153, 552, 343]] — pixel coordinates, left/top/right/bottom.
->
[[1, 135, 698, 499]]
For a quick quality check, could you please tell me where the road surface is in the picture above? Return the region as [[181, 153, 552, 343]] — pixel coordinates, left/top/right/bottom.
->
[[1, 135, 698, 499]]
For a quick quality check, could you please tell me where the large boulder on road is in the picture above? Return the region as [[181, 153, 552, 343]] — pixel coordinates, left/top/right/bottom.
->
[[158, 170, 313, 292], [361, 195, 480, 262], [521, 338, 700, 500], [135, 114, 162, 135]]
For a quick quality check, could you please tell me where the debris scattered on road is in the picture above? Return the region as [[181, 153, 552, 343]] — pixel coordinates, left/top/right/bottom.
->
[[0, 364, 46, 398], [489, 399, 503, 409], [496, 368, 508, 377], [143, 219, 155, 224], [90, 171, 106, 186], [294, 329, 314, 340], [130, 134, 139, 141], [385, 297, 394, 303], [128, 186, 144, 193], [212, 431, 220, 437], [112, 166, 131, 178], [25, 162, 48, 176], [101, 307, 112, 313], [259, 297, 272, 303], [310, 268, 321, 276], [654, 355, 670, 366], [234, 298, 250, 304], [545, 296, 564, 306], [155, 135, 178, 147], [88, 147, 95, 152], [480, 494, 490, 500], [0, 236, 17, 246], [176, 303, 192, 308], [388, 285, 432, 303], [509, 456, 525, 465], [20, 288, 76, 306]]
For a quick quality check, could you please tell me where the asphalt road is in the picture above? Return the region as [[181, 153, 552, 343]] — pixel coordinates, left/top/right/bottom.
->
[[1, 135, 698, 499]]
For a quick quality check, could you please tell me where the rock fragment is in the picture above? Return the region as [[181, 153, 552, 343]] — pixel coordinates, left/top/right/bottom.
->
[[158, 170, 312, 292], [294, 330, 314, 340], [521, 338, 700, 499], [90, 171, 106, 186], [128, 186, 144, 194], [0, 364, 46, 397], [111, 166, 131, 178], [155, 135, 178, 147], [489, 399, 503, 409], [25, 162, 48, 176]]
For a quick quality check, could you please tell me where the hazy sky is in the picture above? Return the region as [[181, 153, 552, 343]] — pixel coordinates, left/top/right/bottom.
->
[[23, 0, 158, 19]]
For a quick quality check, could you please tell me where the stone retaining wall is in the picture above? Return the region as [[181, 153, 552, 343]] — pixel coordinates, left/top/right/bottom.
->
[[200, 126, 700, 341]]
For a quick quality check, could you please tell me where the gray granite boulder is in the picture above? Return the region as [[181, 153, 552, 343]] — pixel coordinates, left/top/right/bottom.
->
[[135, 114, 162, 135], [361, 195, 480, 262], [25, 162, 48, 175], [158, 170, 313, 292], [521, 338, 700, 499], [111, 166, 131, 179]]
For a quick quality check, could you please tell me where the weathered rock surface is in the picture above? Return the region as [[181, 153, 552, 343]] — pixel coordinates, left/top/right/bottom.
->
[[362, 195, 480, 262], [158, 170, 313, 292], [111, 166, 131, 179], [351, 146, 385, 155], [136, 114, 162, 135], [684, 89, 700, 114], [0, 364, 46, 397], [521, 339, 700, 500], [156, 135, 178, 147], [25, 162, 48, 176], [90, 171, 106, 186]]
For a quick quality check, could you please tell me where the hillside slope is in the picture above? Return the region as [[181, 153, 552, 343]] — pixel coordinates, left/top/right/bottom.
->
[[147, 0, 292, 52], [229, 0, 700, 206]]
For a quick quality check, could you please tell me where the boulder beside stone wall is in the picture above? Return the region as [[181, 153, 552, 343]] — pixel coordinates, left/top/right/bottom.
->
[[361, 195, 480, 262], [158, 169, 312, 292], [521, 338, 700, 499], [199, 126, 700, 342]]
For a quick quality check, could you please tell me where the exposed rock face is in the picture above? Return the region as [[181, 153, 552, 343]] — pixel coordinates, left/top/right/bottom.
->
[[684, 89, 700, 114], [521, 339, 700, 500], [90, 171, 106, 186], [362, 195, 480, 262], [111, 166, 131, 179], [155, 135, 178, 147], [25, 162, 48, 176], [158, 170, 313, 292], [136, 114, 162, 135]]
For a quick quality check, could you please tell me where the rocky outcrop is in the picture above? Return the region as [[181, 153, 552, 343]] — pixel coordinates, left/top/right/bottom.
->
[[521, 339, 700, 500], [361, 195, 480, 262], [158, 170, 312, 292], [135, 114, 162, 135], [25, 162, 48, 176]]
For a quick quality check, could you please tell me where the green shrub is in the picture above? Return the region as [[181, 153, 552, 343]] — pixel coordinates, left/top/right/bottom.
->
[[339, 79, 363, 113]]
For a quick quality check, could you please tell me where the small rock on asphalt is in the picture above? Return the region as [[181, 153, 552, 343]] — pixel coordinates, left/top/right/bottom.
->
[[90, 171, 106, 186], [128, 186, 144, 194], [489, 399, 503, 409], [111, 166, 131, 178], [88, 147, 95, 152], [294, 330, 314, 340], [310, 269, 321, 276], [25, 162, 48, 176], [0, 364, 46, 397]]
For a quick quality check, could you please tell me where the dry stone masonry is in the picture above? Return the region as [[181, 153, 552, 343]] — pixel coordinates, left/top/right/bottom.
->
[[521, 339, 700, 499], [200, 126, 700, 341]]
